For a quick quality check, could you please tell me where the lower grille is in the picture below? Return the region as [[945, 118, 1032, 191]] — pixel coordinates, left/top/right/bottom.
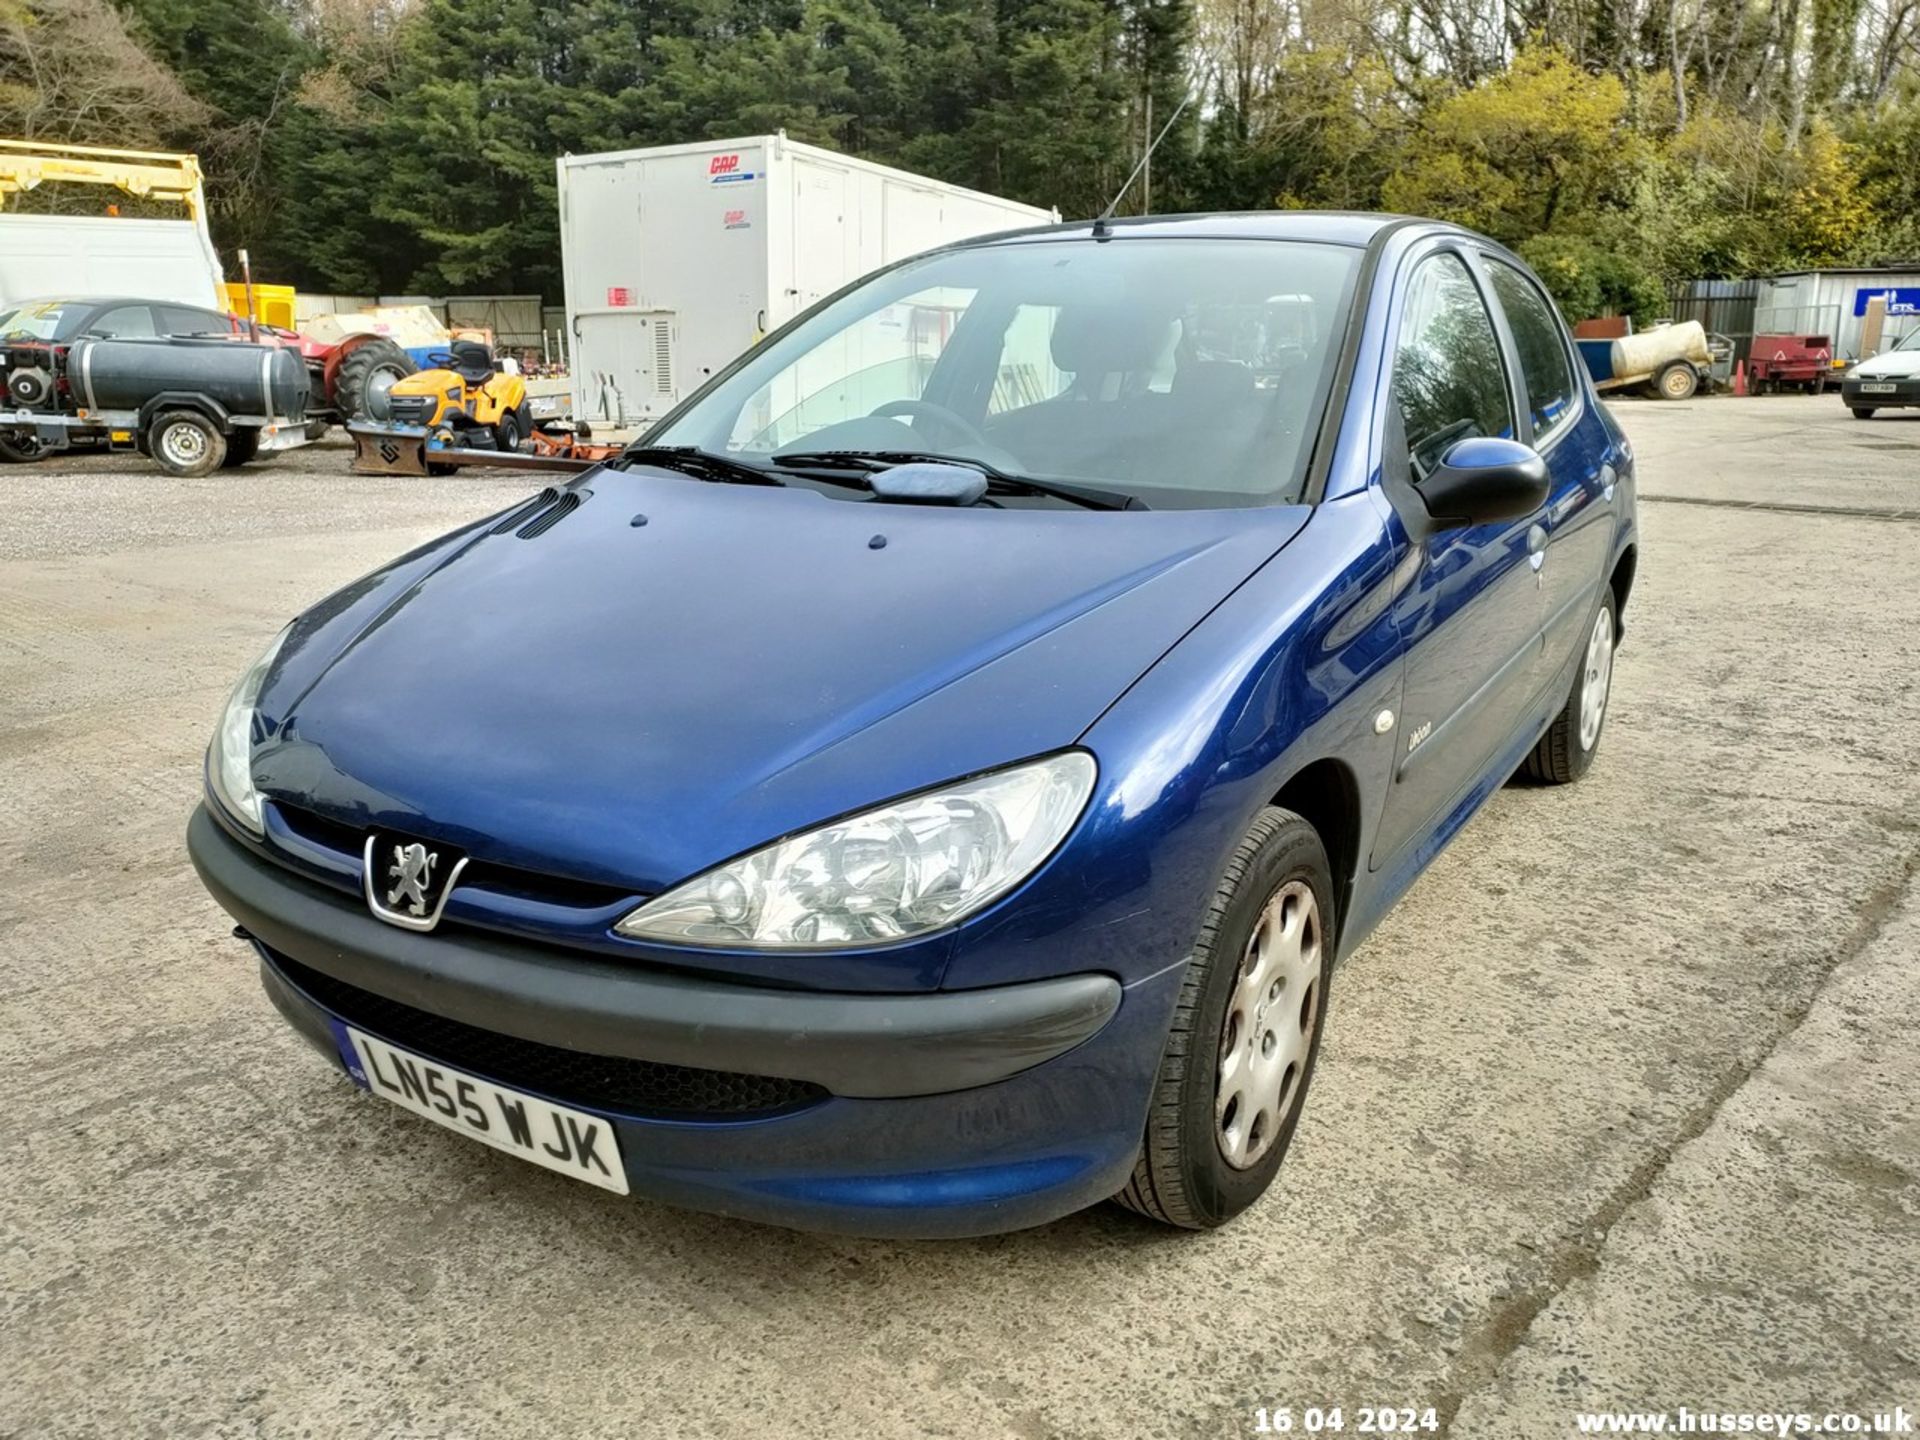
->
[[272, 952, 829, 1119], [388, 395, 435, 425]]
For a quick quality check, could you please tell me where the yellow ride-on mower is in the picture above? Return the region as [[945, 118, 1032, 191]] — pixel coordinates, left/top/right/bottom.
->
[[383, 340, 532, 451]]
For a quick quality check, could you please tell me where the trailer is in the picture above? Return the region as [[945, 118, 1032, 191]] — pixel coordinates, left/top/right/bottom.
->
[[1575, 320, 1717, 399], [556, 133, 1057, 431]]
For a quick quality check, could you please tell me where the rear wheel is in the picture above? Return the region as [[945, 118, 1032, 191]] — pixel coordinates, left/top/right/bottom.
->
[[333, 338, 417, 421], [148, 410, 226, 478], [220, 428, 260, 469], [1115, 807, 1333, 1230], [1656, 362, 1698, 400], [0, 431, 46, 464], [1850, 407, 1877, 420], [1524, 587, 1617, 784]]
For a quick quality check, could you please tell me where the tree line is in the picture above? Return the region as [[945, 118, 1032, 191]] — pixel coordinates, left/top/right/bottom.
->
[[4, 0, 1920, 318]]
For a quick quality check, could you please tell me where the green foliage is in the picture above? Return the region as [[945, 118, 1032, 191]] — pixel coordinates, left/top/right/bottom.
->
[[1383, 47, 1645, 245], [1517, 233, 1665, 323]]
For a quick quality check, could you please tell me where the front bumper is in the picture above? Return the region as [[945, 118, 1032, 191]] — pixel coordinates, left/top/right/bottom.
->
[[189, 806, 1170, 1236], [1841, 377, 1920, 407]]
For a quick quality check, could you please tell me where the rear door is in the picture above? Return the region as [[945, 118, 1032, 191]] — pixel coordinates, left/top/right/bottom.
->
[[1371, 246, 1549, 867], [1478, 254, 1614, 679], [84, 304, 158, 338]]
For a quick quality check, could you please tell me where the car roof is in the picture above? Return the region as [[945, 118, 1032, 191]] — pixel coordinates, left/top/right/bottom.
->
[[962, 210, 1457, 251]]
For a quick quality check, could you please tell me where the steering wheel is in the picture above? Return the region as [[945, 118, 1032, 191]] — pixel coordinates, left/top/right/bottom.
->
[[868, 399, 991, 451]]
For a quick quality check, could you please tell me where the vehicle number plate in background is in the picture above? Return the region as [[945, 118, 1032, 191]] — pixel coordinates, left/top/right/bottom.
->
[[331, 1023, 628, 1193], [1859, 382, 1898, 393]]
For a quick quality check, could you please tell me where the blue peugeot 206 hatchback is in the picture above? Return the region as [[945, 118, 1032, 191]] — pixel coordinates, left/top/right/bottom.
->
[[188, 213, 1636, 1237]]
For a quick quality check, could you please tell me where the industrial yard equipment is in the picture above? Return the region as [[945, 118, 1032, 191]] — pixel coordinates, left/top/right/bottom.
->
[[0, 141, 227, 311], [1575, 320, 1716, 399], [382, 340, 531, 451], [1744, 334, 1833, 393], [2, 333, 310, 476], [556, 133, 1058, 431], [346, 423, 597, 477]]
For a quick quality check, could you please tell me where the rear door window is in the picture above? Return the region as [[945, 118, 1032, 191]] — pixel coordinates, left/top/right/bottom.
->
[[157, 306, 233, 337], [89, 306, 158, 339], [1484, 260, 1577, 443]]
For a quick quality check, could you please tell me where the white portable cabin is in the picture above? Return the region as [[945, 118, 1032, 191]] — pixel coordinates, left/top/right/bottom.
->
[[556, 133, 1058, 430]]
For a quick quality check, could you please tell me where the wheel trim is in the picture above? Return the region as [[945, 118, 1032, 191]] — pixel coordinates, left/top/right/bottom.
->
[[1579, 603, 1614, 751], [1216, 879, 1323, 1170], [160, 424, 207, 467], [365, 367, 403, 421]]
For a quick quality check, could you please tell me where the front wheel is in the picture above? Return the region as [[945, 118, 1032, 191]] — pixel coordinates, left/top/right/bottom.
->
[[1524, 587, 1617, 783], [1850, 407, 1877, 420], [1115, 807, 1333, 1230]]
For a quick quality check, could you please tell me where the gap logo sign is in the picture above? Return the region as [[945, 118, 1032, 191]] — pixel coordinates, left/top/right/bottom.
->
[[709, 153, 758, 185]]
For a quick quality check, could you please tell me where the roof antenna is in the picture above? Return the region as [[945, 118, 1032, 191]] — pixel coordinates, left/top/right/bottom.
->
[[1092, 91, 1192, 237]]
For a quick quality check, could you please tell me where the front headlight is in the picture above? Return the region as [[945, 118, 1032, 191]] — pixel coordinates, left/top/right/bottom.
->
[[208, 624, 291, 834], [616, 752, 1097, 950]]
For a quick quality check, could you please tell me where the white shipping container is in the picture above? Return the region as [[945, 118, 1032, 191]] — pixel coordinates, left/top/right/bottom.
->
[[556, 133, 1057, 429]]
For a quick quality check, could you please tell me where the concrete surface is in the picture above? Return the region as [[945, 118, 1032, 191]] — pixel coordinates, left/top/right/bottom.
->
[[1, 399, 1915, 1439]]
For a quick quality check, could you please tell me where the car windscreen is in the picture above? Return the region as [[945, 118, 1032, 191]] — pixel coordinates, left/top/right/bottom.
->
[[0, 301, 84, 342], [648, 237, 1363, 511]]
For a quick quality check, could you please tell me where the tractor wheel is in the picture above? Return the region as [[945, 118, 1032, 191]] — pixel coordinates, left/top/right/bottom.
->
[[304, 418, 331, 442], [493, 409, 523, 455], [333, 338, 417, 422], [1656, 362, 1698, 400]]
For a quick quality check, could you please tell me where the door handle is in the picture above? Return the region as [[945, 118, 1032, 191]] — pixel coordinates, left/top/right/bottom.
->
[[1527, 522, 1548, 572]]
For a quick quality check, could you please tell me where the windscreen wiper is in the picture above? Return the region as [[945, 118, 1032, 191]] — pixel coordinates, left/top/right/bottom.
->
[[615, 445, 788, 487], [771, 450, 1144, 511]]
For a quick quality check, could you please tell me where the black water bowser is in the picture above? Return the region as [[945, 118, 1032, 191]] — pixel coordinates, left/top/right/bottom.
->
[[67, 336, 309, 420]]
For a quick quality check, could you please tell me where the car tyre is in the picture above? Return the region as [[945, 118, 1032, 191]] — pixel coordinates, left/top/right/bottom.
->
[[1523, 586, 1618, 784], [149, 409, 226, 478], [1849, 407, 1876, 420], [1115, 806, 1333, 1230], [1656, 362, 1698, 400], [0, 431, 46, 464]]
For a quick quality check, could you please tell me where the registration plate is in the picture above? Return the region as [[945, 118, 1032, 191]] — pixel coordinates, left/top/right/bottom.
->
[[332, 1023, 628, 1194], [1859, 382, 1898, 394]]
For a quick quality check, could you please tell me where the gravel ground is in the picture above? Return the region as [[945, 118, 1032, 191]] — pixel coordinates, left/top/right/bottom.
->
[[1, 395, 1916, 1438]]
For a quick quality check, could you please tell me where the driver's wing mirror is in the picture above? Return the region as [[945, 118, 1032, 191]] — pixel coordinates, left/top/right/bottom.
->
[[1416, 437, 1549, 528]]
